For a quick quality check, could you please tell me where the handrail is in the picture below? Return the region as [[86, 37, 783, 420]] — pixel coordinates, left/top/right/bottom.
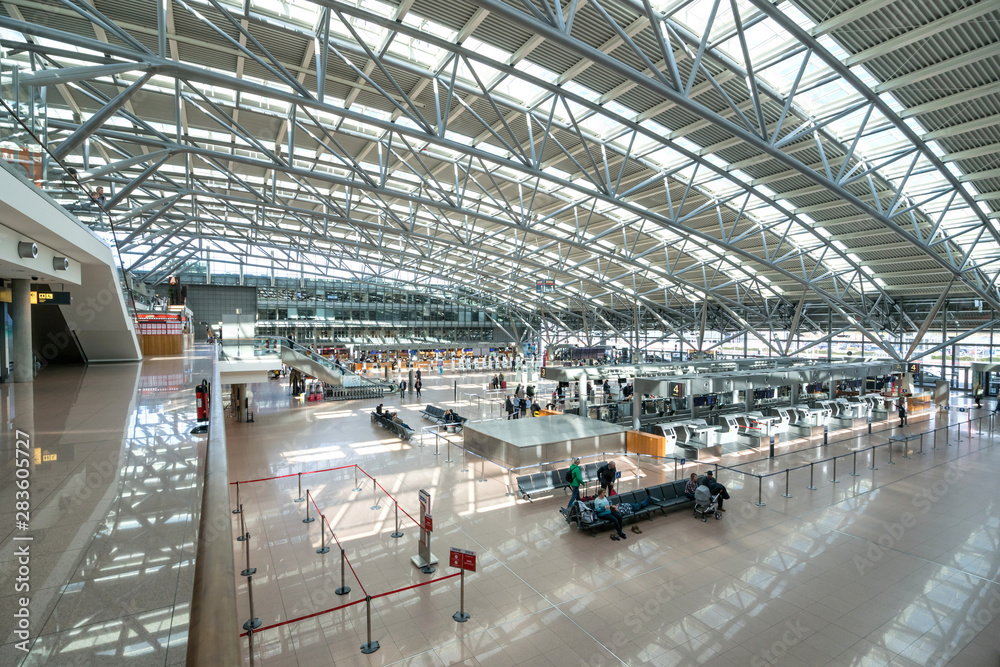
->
[[187, 346, 239, 665]]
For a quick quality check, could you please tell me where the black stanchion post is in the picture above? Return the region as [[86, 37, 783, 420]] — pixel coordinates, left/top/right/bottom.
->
[[831, 456, 839, 484], [850, 450, 860, 477], [335, 549, 351, 595], [303, 490, 314, 524], [887, 440, 895, 465], [317, 515, 330, 554], [869, 445, 878, 470], [233, 481, 242, 514], [391, 502, 403, 538], [454, 569, 470, 622], [360, 596, 379, 654], [823, 424, 828, 445], [295, 472, 304, 502], [242, 574, 262, 632], [781, 468, 792, 498], [807, 462, 816, 490], [714, 463, 719, 481], [754, 476, 765, 507]]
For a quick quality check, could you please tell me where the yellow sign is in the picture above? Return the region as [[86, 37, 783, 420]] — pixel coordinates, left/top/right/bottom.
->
[[33, 448, 57, 464]]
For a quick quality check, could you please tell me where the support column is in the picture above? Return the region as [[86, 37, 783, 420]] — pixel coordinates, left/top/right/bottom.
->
[[632, 386, 641, 431], [790, 383, 799, 404], [578, 377, 587, 419], [11, 279, 32, 383], [0, 302, 8, 382]]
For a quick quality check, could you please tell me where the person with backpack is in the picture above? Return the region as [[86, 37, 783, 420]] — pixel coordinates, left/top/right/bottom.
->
[[566, 458, 582, 511], [505, 396, 515, 420]]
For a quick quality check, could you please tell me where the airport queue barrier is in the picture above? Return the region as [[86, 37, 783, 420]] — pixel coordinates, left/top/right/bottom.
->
[[228, 463, 476, 663]]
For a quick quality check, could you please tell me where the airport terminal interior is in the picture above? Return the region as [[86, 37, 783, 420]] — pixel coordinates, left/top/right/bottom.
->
[[1, 0, 999, 665]]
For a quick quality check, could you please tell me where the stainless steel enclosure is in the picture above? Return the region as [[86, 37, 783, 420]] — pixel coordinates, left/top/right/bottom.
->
[[463, 415, 626, 468]]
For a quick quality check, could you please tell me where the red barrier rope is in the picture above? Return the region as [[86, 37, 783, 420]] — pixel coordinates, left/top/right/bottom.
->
[[370, 572, 461, 601], [229, 464, 357, 485], [239, 572, 462, 637], [311, 494, 367, 597], [239, 598, 364, 636]]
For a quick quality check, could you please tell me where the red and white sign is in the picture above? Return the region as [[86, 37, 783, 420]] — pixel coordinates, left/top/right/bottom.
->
[[423, 514, 433, 532], [449, 547, 476, 572]]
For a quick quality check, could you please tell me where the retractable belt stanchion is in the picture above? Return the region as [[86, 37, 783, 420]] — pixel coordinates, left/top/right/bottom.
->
[[445, 436, 454, 463], [303, 490, 314, 524], [781, 469, 792, 498], [237, 504, 248, 542], [241, 531, 256, 577], [831, 456, 839, 483], [391, 502, 403, 538], [371, 479, 381, 511], [243, 574, 262, 632], [479, 456, 487, 483], [336, 549, 351, 595], [453, 569, 470, 622], [295, 472, 304, 502], [233, 481, 242, 514], [850, 450, 860, 476], [317, 515, 330, 554], [887, 440, 895, 465], [247, 628, 255, 667], [754, 476, 765, 507], [353, 465, 362, 491], [806, 462, 817, 490], [360, 596, 379, 654], [869, 445, 879, 470]]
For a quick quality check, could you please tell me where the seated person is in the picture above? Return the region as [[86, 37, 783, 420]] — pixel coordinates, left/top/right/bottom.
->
[[375, 403, 384, 415], [698, 471, 730, 511], [443, 409, 457, 424], [684, 472, 699, 501], [593, 488, 626, 541]]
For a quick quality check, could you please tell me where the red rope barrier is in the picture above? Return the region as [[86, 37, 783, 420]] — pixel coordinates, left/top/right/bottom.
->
[[312, 495, 367, 597], [239, 598, 364, 636], [370, 572, 461, 601], [229, 464, 357, 485], [239, 572, 462, 637]]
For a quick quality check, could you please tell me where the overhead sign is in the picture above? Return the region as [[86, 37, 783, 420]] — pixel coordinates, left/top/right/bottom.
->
[[449, 547, 477, 572], [669, 382, 684, 399], [907, 363, 920, 374], [31, 291, 71, 305]]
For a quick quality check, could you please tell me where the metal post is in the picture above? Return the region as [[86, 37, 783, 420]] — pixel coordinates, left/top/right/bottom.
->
[[505, 469, 515, 497], [354, 465, 362, 491], [317, 515, 330, 554], [850, 450, 860, 476], [391, 502, 403, 538], [461, 444, 469, 472], [806, 462, 816, 490], [673, 458, 678, 481], [831, 456, 839, 483], [887, 440, 895, 464], [823, 424, 828, 445], [237, 503, 248, 541], [434, 431, 440, 456], [233, 481, 241, 514], [714, 462, 719, 482], [371, 478, 381, 510], [754, 476, 765, 507], [247, 628, 255, 667], [241, 531, 256, 577], [479, 456, 487, 483], [295, 472, 304, 502], [242, 574, 262, 631], [453, 569, 470, 622], [869, 445, 879, 470], [902, 437, 912, 459], [781, 468, 792, 498], [360, 596, 379, 654], [445, 438, 453, 463], [303, 490, 314, 523], [335, 549, 350, 595]]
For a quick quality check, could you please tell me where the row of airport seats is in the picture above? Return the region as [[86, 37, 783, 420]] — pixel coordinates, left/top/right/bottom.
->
[[516, 462, 604, 501], [420, 405, 469, 429], [370, 411, 415, 441], [560, 479, 696, 535]]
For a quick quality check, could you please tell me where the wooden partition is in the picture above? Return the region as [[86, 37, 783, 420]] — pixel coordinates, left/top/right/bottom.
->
[[626, 430, 668, 457]]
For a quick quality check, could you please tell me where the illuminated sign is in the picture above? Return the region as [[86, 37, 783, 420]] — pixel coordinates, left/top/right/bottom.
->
[[907, 363, 920, 374], [30, 291, 72, 305], [669, 383, 684, 399]]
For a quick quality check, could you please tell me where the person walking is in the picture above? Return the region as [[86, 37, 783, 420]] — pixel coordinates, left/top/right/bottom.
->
[[415, 379, 422, 399], [399, 380, 406, 398], [505, 396, 515, 420], [898, 401, 907, 427], [566, 458, 582, 511]]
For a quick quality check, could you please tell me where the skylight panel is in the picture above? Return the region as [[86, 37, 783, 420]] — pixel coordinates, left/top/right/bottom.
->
[[645, 146, 687, 170], [463, 38, 512, 66]]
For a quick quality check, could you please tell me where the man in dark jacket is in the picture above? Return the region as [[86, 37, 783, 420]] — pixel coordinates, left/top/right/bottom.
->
[[898, 401, 907, 427], [505, 396, 515, 420], [597, 460, 617, 494]]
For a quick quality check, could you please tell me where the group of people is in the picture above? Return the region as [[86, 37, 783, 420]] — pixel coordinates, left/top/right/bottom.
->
[[490, 374, 507, 390], [396, 370, 423, 398], [505, 394, 541, 419], [566, 459, 731, 541]]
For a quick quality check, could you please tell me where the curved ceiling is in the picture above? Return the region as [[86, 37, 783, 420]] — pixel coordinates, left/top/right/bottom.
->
[[0, 0, 997, 352]]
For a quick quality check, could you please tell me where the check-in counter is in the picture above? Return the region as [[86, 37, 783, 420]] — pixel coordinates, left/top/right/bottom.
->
[[653, 419, 721, 460], [790, 404, 827, 437]]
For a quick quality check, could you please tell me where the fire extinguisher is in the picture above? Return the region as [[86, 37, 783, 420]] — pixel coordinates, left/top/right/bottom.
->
[[195, 380, 209, 421]]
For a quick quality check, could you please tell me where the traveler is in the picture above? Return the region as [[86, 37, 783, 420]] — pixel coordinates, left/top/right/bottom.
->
[[505, 396, 515, 420], [594, 488, 626, 541], [566, 458, 582, 510], [683, 473, 698, 501], [597, 460, 617, 494], [898, 401, 907, 427]]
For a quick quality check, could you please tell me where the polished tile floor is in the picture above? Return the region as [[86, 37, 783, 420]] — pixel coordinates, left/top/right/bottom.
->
[[0, 347, 209, 666], [228, 365, 1000, 666]]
